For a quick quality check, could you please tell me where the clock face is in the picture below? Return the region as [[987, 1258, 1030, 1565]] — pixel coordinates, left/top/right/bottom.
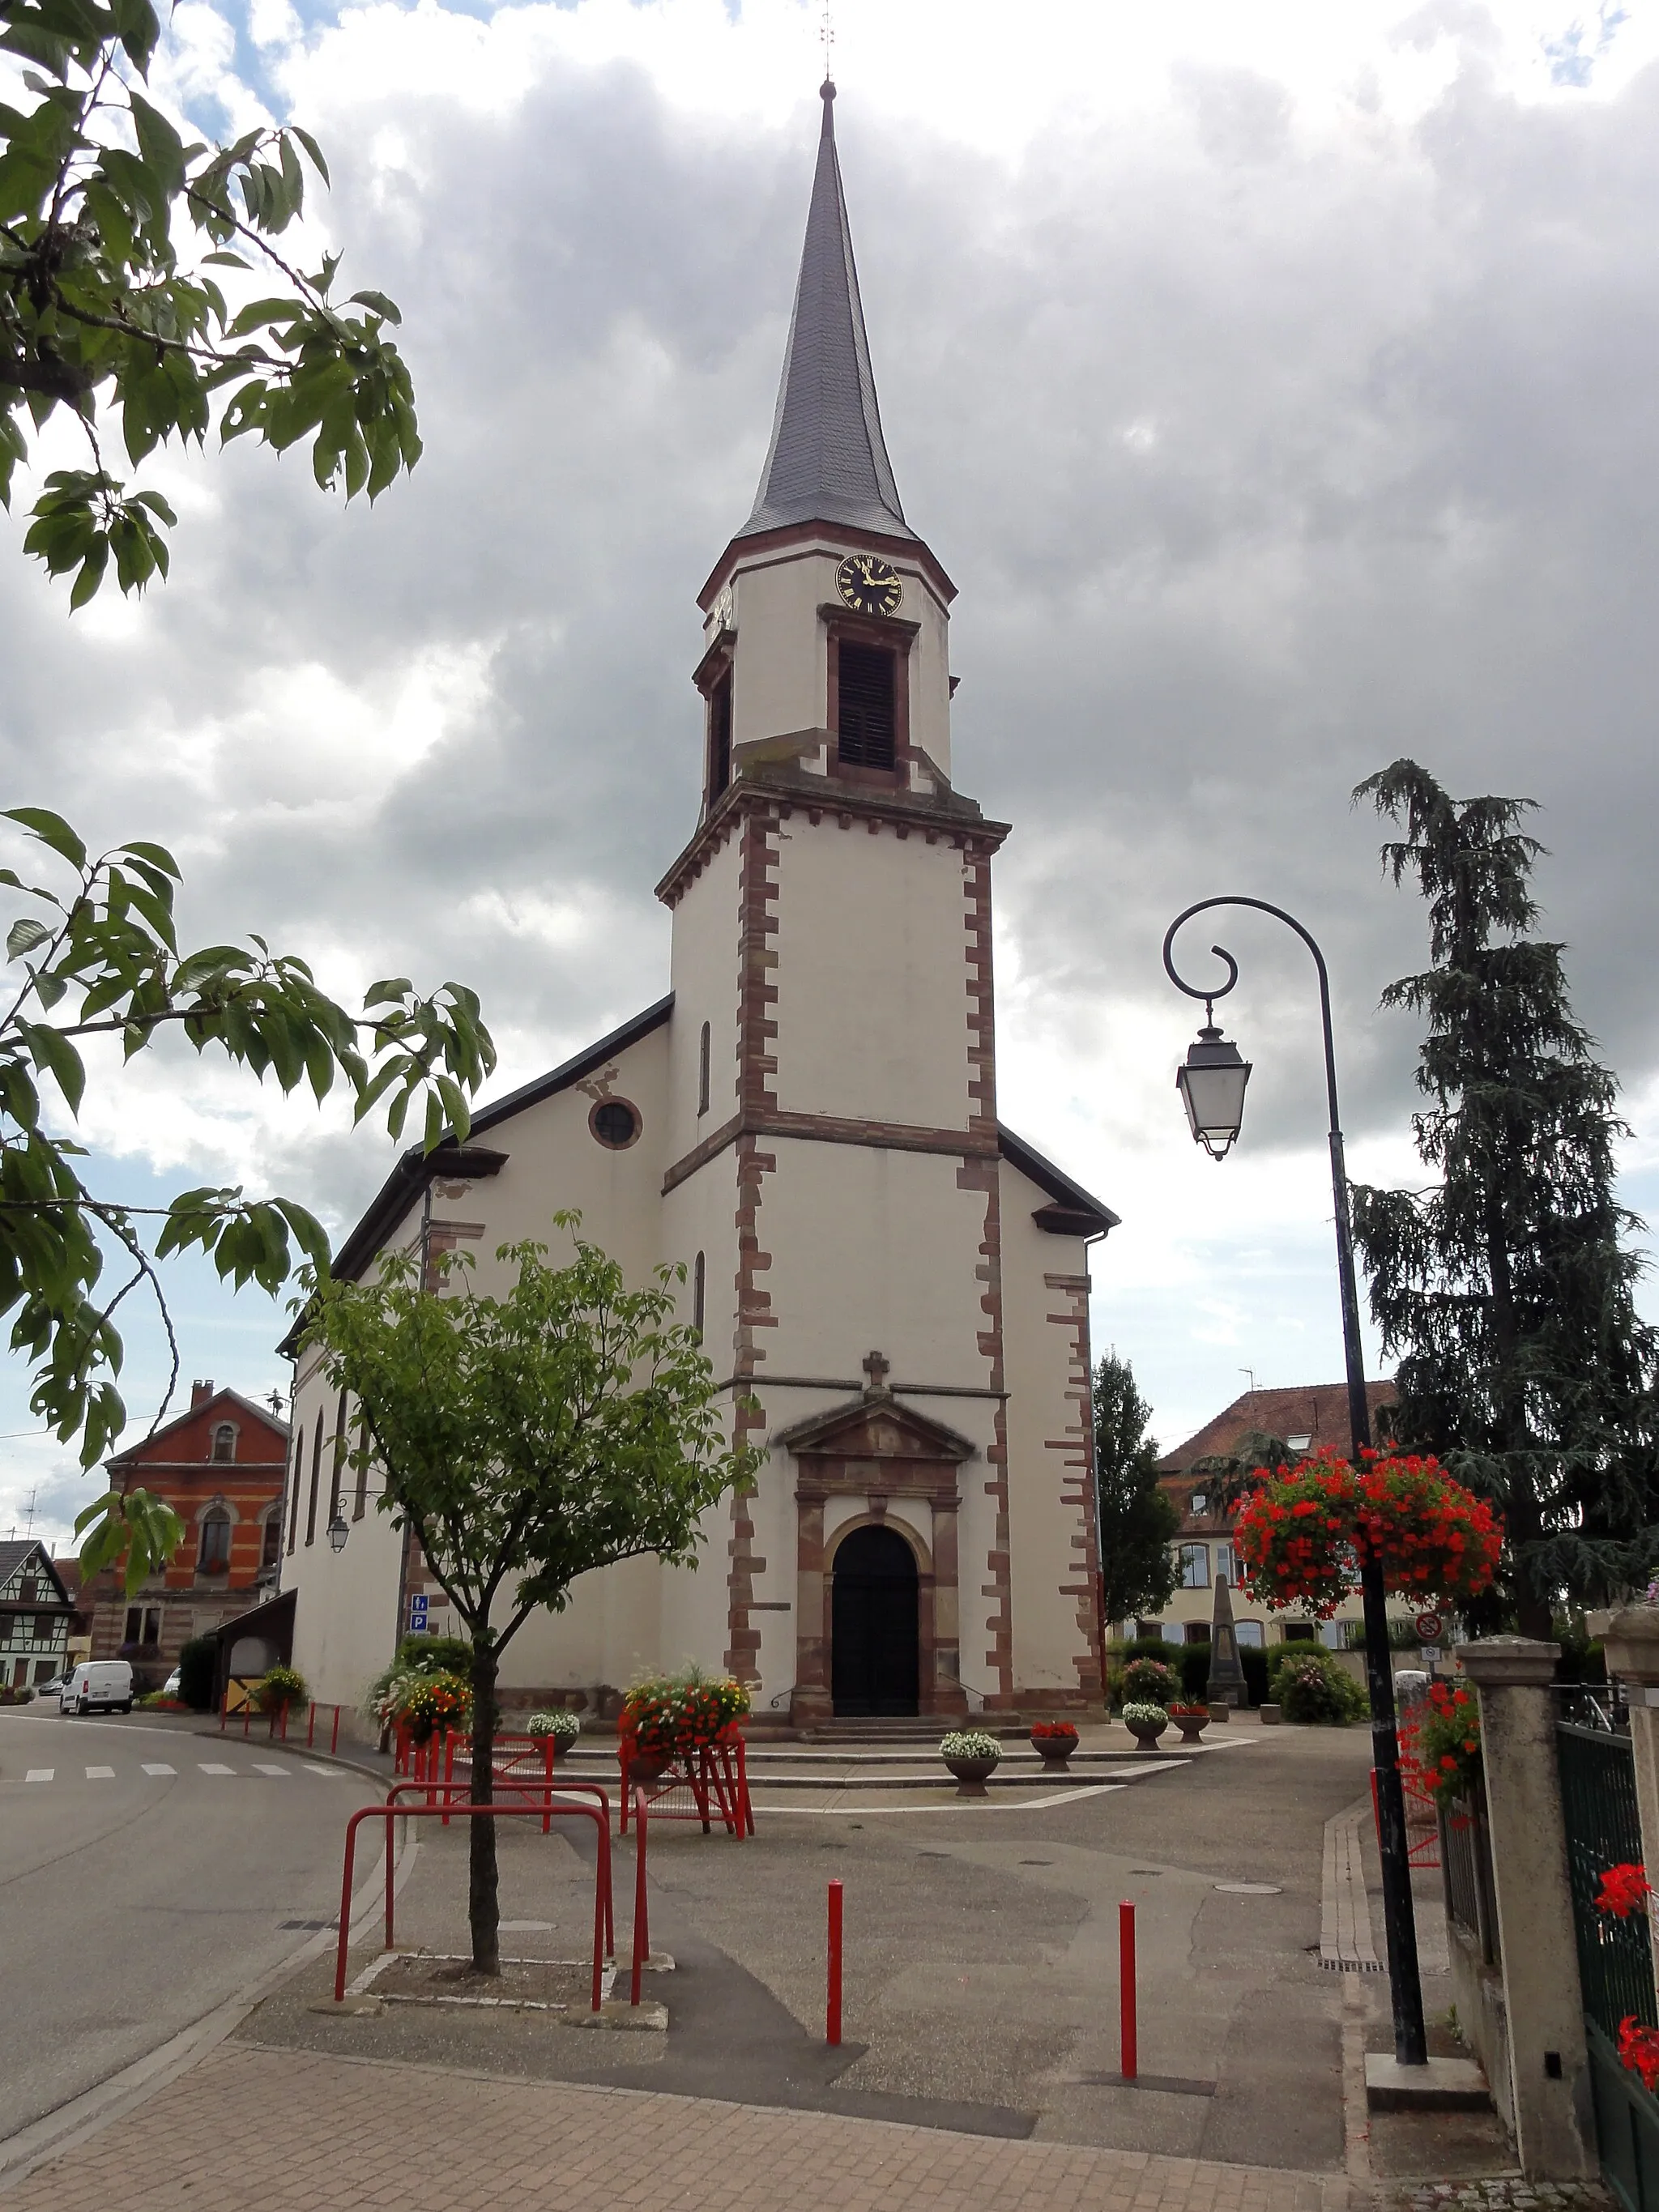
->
[[836, 552, 903, 617]]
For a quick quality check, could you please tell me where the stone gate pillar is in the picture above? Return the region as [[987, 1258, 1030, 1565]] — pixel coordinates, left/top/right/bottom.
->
[[1459, 1635, 1596, 2179]]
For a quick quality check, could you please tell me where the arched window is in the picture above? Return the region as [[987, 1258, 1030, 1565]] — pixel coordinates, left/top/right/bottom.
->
[[198, 1511, 232, 1574], [260, 1512, 281, 1572], [693, 1251, 706, 1340], [211, 1421, 236, 1464], [697, 1022, 710, 1117]]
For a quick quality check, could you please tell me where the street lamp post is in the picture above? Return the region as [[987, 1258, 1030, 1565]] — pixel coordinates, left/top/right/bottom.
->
[[1162, 894, 1427, 2069]]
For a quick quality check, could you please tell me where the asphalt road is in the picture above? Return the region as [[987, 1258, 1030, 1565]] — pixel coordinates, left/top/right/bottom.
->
[[0, 1705, 380, 2142]]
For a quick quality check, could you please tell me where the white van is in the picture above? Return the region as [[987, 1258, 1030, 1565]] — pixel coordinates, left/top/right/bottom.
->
[[63, 1660, 134, 1715]]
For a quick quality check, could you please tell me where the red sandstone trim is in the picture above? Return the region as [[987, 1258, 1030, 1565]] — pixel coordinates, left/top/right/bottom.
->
[[1044, 1270, 1105, 1698]]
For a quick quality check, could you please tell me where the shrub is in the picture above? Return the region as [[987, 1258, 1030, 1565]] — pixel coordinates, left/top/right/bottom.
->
[[177, 1634, 218, 1711], [1240, 1647, 1270, 1707], [1277, 1653, 1367, 1725], [527, 1709, 581, 1742], [254, 1664, 308, 1712], [940, 1729, 1000, 1760], [1123, 1657, 1180, 1705], [1179, 1645, 1211, 1701], [397, 1631, 472, 1677]]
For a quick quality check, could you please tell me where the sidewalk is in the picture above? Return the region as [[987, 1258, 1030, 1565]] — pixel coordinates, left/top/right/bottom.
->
[[6, 2042, 1342, 2212]]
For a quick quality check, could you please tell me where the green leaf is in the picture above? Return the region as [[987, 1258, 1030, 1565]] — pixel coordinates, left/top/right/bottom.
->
[[6, 916, 51, 960], [129, 90, 186, 194], [4, 808, 87, 869], [290, 125, 330, 185], [20, 1021, 86, 1115], [348, 289, 402, 326]]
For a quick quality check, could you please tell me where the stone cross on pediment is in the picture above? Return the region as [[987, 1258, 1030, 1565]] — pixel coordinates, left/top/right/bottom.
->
[[861, 1349, 891, 1396]]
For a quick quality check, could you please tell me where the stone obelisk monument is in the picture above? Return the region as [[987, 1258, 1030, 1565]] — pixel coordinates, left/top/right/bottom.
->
[[1208, 1572, 1247, 1708]]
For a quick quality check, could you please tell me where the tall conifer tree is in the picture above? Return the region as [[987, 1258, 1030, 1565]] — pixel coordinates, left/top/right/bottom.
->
[[1350, 760, 1659, 1636], [1094, 1350, 1180, 1627]]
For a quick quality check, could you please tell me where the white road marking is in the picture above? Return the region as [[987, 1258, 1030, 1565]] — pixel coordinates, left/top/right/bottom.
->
[[84, 1766, 114, 1779], [253, 1763, 288, 1776], [301, 1764, 341, 1777], [198, 1763, 236, 1776], [142, 1763, 176, 1776], [24, 1768, 53, 1782]]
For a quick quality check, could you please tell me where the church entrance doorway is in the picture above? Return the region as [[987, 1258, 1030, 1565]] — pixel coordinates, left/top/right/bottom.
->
[[830, 1525, 919, 1717]]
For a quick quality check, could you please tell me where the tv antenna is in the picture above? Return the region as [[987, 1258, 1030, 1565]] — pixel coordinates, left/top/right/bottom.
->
[[1239, 1366, 1256, 1396], [821, 0, 834, 83]]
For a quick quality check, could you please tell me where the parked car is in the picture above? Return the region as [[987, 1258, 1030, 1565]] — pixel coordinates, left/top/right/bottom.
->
[[162, 1667, 181, 1698], [36, 1671, 72, 1703], [62, 1660, 134, 1715]]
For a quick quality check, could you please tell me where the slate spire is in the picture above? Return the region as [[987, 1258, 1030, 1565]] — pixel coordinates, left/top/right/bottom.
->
[[740, 82, 911, 542]]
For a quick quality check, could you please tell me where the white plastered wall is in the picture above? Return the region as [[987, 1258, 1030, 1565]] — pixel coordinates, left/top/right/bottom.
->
[[999, 1158, 1096, 1695], [772, 821, 972, 1129], [666, 830, 740, 1153]]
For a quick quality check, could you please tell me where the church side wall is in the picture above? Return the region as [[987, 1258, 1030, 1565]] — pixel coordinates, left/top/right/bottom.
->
[[1000, 1161, 1105, 1706], [771, 820, 973, 1130], [667, 829, 741, 1142]]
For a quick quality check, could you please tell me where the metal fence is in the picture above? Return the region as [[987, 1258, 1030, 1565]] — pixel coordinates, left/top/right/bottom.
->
[[1557, 1719, 1659, 2212], [1439, 1788, 1501, 1967]]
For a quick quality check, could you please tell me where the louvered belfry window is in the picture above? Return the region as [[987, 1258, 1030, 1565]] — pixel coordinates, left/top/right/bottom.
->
[[836, 641, 897, 769], [708, 670, 732, 800]]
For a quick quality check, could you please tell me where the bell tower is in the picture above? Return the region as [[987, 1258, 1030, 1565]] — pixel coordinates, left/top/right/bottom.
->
[[657, 82, 1016, 1719]]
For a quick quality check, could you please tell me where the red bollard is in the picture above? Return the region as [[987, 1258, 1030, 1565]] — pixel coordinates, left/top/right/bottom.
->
[[307, 1702, 316, 1750], [827, 1879, 843, 2046], [1120, 1900, 1137, 2082], [220, 1690, 228, 1735], [630, 1786, 650, 2006], [242, 1698, 251, 1741]]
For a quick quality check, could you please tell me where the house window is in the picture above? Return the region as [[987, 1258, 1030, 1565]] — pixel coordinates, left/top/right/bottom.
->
[[286, 1425, 304, 1554], [1183, 1622, 1211, 1646], [19, 1575, 36, 1605], [693, 1251, 705, 1340], [124, 1605, 142, 1644], [198, 1513, 232, 1575], [1179, 1543, 1210, 1589], [353, 1412, 371, 1522], [1135, 1620, 1166, 1641], [1282, 1622, 1316, 1643], [34, 1613, 54, 1642], [707, 669, 731, 801], [211, 1421, 236, 1463], [261, 1515, 281, 1572], [1214, 1543, 1235, 1585], [122, 1606, 160, 1646], [1189, 1492, 1208, 1517], [1286, 1434, 1311, 1453], [1236, 1622, 1265, 1649], [697, 1022, 710, 1117], [835, 641, 897, 768], [33, 1659, 55, 1684]]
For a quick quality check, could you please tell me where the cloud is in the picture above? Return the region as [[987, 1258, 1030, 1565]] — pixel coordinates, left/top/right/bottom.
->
[[4, 0, 1659, 1540]]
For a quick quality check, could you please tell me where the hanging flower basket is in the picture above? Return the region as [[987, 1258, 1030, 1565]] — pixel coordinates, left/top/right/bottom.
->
[[395, 1671, 471, 1745], [1233, 1447, 1500, 1619]]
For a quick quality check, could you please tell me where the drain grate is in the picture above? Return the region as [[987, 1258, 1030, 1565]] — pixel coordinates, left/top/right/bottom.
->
[[279, 1918, 336, 1932]]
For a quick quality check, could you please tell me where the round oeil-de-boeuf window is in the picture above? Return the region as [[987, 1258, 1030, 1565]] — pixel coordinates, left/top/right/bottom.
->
[[589, 1097, 642, 1150]]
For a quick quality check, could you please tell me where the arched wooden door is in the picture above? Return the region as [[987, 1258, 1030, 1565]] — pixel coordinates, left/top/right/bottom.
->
[[830, 1525, 920, 1716]]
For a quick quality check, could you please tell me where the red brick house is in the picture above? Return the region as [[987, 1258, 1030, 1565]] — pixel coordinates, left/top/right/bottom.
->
[[85, 1380, 291, 1690]]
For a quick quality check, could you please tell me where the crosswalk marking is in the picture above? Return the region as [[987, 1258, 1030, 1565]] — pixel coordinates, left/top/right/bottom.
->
[[9, 1760, 343, 1784], [253, 1762, 288, 1776], [25, 1768, 52, 1782], [198, 1763, 235, 1776], [142, 1762, 176, 1776], [301, 1764, 342, 1778], [85, 1765, 114, 1779]]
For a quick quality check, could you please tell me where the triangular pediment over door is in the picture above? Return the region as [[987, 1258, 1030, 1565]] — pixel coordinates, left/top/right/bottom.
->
[[771, 1394, 975, 1468]]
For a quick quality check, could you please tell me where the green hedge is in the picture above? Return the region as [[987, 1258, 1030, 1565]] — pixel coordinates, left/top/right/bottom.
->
[[177, 1634, 219, 1711]]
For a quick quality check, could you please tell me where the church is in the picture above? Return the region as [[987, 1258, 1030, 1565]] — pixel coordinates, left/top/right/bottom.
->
[[283, 83, 1119, 1730]]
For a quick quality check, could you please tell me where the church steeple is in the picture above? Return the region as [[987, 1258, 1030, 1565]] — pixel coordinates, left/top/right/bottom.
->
[[740, 83, 911, 543]]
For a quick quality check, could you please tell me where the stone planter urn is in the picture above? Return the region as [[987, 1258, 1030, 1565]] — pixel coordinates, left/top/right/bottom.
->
[[1122, 1707, 1169, 1750], [942, 1754, 999, 1798], [1170, 1708, 1208, 1745], [1029, 1728, 1077, 1767]]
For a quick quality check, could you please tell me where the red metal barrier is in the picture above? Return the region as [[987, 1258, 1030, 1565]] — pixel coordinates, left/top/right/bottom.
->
[[304, 1703, 343, 1755], [383, 1774, 616, 1958], [619, 1733, 752, 1839], [1371, 1766, 1439, 1869], [827, 1878, 843, 2046], [335, 1796, 609, 2010], [1120, 1900, 1137, 2082]]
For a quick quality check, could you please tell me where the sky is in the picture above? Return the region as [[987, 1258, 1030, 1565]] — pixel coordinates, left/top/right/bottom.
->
[[4, 0, 1659, 1548]]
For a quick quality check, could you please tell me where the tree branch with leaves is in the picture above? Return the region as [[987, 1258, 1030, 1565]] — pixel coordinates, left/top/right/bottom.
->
[[0, 803, 495, 1589], [2, 0, 420, 600]]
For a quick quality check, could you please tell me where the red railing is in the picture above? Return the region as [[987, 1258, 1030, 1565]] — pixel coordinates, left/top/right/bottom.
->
[[1371, 1766, 1440, 1869], [619, 1733, 753, 1839], [220, 1693, 340, 1752]]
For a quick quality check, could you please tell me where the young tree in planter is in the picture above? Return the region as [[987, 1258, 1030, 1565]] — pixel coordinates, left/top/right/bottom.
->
[[1093, 1350, 1179, 1627], [1350, 760, 1659, 1635], [301, 1225, 759, 1977]]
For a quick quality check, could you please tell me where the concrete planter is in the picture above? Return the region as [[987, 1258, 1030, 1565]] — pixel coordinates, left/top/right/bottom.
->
[[1259, 1703, 1282, 1726], [943, 1754, 999, 1797], [1171, 1713, 1208, 1745], [1124, 1716, 1168, 1750], [1029, 1732, 1077, 1767]]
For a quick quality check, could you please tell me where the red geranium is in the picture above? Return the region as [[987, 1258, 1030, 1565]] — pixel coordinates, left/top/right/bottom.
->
[[1233, 1448, 1500, 1617], [1598, 1865, 1655, 1920], [1030, 1721, 1078, 1741], [1621, 2018, 1659, 2092]]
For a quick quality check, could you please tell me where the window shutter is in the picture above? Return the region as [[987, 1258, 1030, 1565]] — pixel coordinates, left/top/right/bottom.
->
[[709, 671, 732, 799], [836, 642, 897, 768]]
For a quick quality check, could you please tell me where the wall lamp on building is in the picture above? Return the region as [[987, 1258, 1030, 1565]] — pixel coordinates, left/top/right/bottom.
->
[[326, 1513, 350, 1554]]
